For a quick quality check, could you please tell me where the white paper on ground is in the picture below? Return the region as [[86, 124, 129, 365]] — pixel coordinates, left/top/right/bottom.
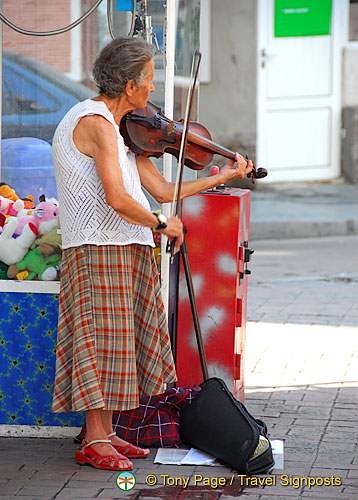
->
[[181, 447, 217, 465], [154, 447, 218, 466], [271, 440, 284, 469], [154, 448, 189, 465], [154, 441, 284, 469]]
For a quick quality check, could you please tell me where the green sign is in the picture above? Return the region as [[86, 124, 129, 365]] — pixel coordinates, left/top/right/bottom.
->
[[275, 0, 332, 37]]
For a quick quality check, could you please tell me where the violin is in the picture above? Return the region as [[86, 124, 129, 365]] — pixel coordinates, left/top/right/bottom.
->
[[120, 101, 267, 183]]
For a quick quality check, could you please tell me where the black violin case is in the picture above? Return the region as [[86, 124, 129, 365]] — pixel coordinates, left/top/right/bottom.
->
[[179, 377, 274, 474]]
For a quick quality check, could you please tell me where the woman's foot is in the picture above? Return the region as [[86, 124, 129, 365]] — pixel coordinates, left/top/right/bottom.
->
[[79, 436, 133, 470], [108, 432, 150, 458]]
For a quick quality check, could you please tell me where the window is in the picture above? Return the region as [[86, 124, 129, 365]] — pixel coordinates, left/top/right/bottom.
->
[[3, 63, 60, 115]]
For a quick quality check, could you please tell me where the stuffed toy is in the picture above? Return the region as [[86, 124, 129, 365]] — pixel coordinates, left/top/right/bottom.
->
[[0, 196, 25, 217], [0, 183, 18, 202], [14, 199, 59, 237], [0, 218, 38, 266], [0, 261, 9, 280], [0, 183, 34, 209], [22, 195, 35, 210], [7, 244, 61, 281], [31, 221, 62, 251]]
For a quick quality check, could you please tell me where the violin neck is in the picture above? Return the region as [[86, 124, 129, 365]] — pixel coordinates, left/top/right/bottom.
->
[[187, 129, 235, 162]]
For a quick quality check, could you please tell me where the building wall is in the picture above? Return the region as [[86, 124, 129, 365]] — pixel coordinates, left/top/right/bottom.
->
[[199, 1, 358, 184], [341, 44, 358, 183], [199, 0, 257, 172], [341, 2, 358, 183], [342, 45, 358, 107], [2, 0, 98, 85], [2, 1, 72, 73]]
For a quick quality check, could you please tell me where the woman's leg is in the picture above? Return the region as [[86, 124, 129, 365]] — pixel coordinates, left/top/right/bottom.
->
[[85, 409, 133, 467], [101, 410, 150, 457]]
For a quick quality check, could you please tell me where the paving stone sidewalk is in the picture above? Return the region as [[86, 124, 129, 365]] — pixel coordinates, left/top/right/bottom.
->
[[0, 234, 357, 499], [1, 318, 356, 499], [1, 314, 356, 496]]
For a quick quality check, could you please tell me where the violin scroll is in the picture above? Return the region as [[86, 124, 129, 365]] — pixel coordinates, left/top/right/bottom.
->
[[245, 155, 267, 184]]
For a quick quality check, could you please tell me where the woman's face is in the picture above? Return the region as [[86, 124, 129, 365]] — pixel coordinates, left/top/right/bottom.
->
[[131, 59, 155, 109]]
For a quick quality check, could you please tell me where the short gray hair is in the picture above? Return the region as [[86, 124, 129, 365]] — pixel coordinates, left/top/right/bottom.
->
[[92, 37, 155, 97]]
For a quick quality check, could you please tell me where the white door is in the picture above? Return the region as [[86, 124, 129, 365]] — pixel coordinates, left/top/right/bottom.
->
[[257, 0, 347, 183]]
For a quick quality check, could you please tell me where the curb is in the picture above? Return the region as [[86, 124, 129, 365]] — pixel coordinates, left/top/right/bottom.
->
[[0, 424, 80, 438], [250, 220, 358, 240]]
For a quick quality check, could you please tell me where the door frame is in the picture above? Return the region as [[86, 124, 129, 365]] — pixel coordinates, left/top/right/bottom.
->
[[256, 0, 349, 183]]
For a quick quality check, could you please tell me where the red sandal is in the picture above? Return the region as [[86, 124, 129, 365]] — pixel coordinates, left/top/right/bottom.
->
[[108, 432, 150, 458], [75, 439, 133, 470]]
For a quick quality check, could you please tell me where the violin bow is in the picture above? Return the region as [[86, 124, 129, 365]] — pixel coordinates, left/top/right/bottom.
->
[[166, 50, 202, 256], [165, 50, 209, 379]]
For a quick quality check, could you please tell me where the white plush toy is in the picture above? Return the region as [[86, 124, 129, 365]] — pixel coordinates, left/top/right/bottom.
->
[[0, 217, 38, 266]]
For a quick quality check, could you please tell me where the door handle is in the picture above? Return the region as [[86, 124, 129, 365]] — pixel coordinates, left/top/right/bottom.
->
[[261, 49, 276, 68], [261, 48, 267, 68]]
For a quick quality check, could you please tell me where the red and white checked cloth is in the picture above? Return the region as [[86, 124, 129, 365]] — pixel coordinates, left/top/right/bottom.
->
[[75, 386, 201, 448]]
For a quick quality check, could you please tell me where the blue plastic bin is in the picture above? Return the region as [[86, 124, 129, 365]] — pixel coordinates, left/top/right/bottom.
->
[[1, 137, 58, 201]]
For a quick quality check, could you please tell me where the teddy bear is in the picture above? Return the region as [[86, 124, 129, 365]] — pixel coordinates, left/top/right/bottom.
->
[[31, 221, 62, 252], [0, 217, 38, 266], [7, 244, 61, 281]]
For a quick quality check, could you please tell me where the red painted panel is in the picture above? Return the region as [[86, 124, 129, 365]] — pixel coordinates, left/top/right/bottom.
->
[[175, 188, 251, 401]]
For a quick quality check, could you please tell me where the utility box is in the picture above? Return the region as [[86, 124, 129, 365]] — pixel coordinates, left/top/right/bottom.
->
[[174, 188, 252, 402]]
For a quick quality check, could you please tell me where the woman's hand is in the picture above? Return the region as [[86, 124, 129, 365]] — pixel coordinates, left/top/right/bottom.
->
[[161, 216, 184, 254], [219, 152, 253, 182]]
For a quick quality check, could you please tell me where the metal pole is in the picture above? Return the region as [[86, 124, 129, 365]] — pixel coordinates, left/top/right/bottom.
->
[[160, 0, 177, 315]]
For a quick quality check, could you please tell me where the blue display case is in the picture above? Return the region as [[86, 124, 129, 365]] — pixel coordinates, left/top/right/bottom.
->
[[0, 281, 83, 427]]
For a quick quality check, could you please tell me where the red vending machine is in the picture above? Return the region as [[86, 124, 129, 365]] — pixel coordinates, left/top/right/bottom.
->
[[174, 187, 252, 402]]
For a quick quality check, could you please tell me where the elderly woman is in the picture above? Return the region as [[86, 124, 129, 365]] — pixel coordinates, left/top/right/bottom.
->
[[51, 36, 252, 471]]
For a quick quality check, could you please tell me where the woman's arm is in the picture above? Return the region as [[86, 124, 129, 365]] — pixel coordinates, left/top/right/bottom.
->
[[136, 153, 253, 204]]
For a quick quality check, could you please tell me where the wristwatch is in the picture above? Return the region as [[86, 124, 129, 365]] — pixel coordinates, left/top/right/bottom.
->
[[154, 212, 168, 230]]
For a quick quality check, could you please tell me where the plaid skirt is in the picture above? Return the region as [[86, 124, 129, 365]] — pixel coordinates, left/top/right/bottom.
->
[[52, 244, 177, 413]]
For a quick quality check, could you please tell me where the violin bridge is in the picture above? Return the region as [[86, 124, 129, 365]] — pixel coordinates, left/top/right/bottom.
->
[[167, 121, 175, 136]]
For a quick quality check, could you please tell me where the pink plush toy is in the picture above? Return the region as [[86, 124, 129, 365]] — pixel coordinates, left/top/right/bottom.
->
[[0, 196, 24, 217], [15, 200, 59, 237]]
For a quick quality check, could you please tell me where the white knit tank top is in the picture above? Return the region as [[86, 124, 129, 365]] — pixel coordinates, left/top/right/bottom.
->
[[52, 99, 154, 249]]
